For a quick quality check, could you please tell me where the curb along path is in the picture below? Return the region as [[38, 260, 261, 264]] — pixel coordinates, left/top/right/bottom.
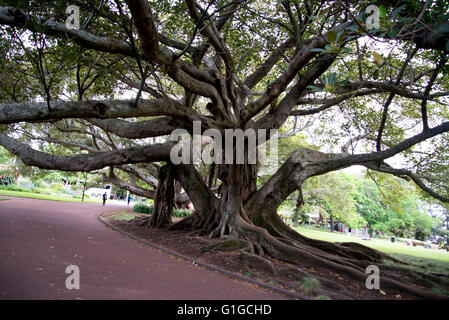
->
[[0, 197, 289, 300], [98, 213, 309, 300]]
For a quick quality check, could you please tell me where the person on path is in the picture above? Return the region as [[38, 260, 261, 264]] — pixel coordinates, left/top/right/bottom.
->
[[102, 192, 107, 206], [127, 194, 131, 205]]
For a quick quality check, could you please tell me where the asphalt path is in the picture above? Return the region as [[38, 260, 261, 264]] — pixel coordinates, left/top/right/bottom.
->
[[0, 197, 285, 300]]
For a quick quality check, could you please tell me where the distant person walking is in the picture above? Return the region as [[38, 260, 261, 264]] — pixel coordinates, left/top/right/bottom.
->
[[102, 192, 107, 206], [127, 195, 132, 205]]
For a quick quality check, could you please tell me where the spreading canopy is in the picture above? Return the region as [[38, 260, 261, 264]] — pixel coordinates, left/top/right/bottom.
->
[[0, 0, 449, 299]]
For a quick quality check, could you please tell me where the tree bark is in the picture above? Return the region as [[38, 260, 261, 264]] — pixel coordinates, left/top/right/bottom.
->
[[150, 165, 175, 228]]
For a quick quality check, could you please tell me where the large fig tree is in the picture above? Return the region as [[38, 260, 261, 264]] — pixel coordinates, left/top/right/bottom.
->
[[0, 0, 448, 298]]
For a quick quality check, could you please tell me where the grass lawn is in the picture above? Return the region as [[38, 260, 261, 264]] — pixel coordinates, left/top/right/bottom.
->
[[108, 210, 136, 221], [107, 209, 184, 222], [0, 190, 101, 203], [294, 226, 449, 263]]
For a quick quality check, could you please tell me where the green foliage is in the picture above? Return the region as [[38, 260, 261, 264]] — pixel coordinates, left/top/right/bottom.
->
[[301, 172, 367, 229], [0, 0, 447, 246], [132, 204, 192, 218], [378, 5, 388, 19], [350, 174, 437, 239], [307, 72, 349, 93], [292, 169, 439, 240], [173, 208, 193, 218], [293, 209, 309, 225], [430, 287, 449, 297], [0, 146, 14, 164], [0, 184, 31, 192], [133, 203, 154, 215]]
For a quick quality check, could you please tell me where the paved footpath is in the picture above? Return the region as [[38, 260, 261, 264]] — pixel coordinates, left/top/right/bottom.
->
[[0, 197, 285, 300]]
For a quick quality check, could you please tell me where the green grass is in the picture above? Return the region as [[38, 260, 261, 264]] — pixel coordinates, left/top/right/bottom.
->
[[384, 254, 449, 279], [294, 226, 449, 263], [108, 210, 135, 221], [0, 190, 101, 203]]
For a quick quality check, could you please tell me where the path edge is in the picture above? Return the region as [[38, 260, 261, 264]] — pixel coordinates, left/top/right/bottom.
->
[[98, 213, 311, 300]]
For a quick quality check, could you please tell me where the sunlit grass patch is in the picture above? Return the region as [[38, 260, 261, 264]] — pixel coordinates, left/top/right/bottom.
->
[[0, 190, 100, 203], [294, 226, 449, 263], [108, 210, 136, 221]]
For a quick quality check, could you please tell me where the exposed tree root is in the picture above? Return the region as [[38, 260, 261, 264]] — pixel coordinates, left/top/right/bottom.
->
[[127, 214, 152, 229], [133, 199, 448, 299], [238, 217, 448, 299], [189, 209, 449, 299], [278, 266, 356, 298], [200, 238, 249, 253], [239, 250, 277, 275], [145, 164, 448, 299]]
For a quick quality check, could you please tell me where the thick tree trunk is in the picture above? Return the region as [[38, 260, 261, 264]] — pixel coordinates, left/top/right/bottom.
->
[[137, 160, 448, 299], [293, 188, 304, 227], [150, 165, 175, 228]]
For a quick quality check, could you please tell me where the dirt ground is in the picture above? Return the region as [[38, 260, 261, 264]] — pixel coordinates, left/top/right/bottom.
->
[[101, 209, 426, 300]]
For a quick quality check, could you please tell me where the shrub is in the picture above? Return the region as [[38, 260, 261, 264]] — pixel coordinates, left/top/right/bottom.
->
[[173, 209, 192, 218], [133, 203, 154, 215], [17, 178, 33, 189], [0, 184, 32, 192], [51, 183, 64, 193], [31, 179, 50, 188], [132, 204, 192, 218]]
